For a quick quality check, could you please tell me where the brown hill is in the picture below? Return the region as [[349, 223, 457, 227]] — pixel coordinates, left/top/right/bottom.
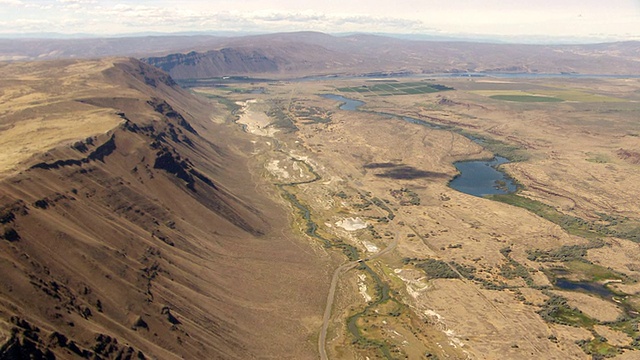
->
[[0, 58, 329, 359]]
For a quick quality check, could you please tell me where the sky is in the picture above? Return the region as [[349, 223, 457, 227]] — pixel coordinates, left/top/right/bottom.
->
[[0, 0, 639, 42]]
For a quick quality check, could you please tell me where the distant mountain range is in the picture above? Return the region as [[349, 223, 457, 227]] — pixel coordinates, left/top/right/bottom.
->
[[1, 31, 639, 77]]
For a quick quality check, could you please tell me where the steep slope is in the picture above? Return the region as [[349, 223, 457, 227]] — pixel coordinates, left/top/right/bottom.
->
[[0, 58, 329, 359]]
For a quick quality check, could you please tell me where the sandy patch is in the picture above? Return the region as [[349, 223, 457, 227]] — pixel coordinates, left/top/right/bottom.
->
[[357, 274, 372, 302], [362, 241, 379, 253], [292, 161, 306, 178], [394, 268, 430, 299], [335, 217, 368, 231], [266, 160, 290, 180], [236, 99, 278, 136]]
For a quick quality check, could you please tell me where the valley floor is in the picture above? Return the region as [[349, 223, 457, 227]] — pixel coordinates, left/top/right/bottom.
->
[[196, 74, 640, 359], [2, 58, 640, 359]]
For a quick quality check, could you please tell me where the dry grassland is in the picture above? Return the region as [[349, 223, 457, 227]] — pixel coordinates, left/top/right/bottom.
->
[[196, 74, 640, 359], [0, 60, 126, 176]]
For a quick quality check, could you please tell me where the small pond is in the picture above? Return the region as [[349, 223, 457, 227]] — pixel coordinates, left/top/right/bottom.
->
[[448, 157, 517, 197], [555, 278, 615, 298]]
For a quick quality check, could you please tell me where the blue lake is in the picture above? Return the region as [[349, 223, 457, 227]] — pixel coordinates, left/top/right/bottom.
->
[[448, 157, 517, 197], [321, 94, 364, 111]]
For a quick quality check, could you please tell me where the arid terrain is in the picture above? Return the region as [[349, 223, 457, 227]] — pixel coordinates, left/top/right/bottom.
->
[[191, 73, 640, 359], [1, 32, 640, 360]]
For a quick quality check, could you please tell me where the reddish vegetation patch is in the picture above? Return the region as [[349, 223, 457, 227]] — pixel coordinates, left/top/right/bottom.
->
[[617, 149, 640, 164]]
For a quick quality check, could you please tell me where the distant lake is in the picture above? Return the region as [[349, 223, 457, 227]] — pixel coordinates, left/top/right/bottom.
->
[[449, 157, 517, 197], [320, 93, 518, 197], [320, 94, 364, 111]]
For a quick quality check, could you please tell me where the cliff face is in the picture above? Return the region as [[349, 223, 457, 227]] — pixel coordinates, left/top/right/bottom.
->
[[146, 49, 280, 79], [0, 58, 327, 359], [143, 40, 351, 80], [140, 33, 640, 79]]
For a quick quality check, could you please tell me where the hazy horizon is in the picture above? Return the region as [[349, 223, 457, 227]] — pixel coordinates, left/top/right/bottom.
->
[[0, 0, 638, 44]]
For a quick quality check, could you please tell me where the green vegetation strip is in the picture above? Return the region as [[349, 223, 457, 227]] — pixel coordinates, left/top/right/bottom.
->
[[489, 194, 601, 239], [489, 194, 640, 242], [538, 293, 596, 328], [499, 247, 535, 287], [455, 130, 530, 162], [577, 337, 621, 358], [564, 260, 626, 282], [413, 259, 459, 279]]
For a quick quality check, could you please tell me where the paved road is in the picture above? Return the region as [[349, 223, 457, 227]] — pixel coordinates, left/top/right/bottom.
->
[[318, 259, 359, 360], [318, 235, 398, 360]]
